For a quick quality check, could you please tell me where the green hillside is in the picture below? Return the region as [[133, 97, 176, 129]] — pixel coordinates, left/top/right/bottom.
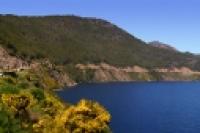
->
[[0, 14, 200, 70], [0, 70, 111, 133]]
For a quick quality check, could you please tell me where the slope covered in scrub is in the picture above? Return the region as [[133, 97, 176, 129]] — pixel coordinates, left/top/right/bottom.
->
[[0, 70, 111, 133], [0, 15, 200, 70]]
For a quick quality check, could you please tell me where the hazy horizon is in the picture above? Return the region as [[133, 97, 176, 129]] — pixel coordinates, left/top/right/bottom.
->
[[0, 0, 200, 53]]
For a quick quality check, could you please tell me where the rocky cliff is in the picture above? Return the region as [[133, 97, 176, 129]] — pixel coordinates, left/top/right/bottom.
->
[[1, 45, 200, 88], [76, 63, 200, 82], [0, 46, 75, 87], [0, 46, 29, 71]]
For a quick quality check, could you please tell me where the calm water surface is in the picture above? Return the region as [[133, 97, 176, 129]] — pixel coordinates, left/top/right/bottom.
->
[[57, 82, 200, 133]]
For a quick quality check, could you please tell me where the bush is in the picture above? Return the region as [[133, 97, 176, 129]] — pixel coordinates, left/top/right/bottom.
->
[[6, 43, 17, 54], [17, 82, 29, 89], [59, 99, 111, 133], [0, 85, 20, 94], [33, 99, 111, 133], [31, 89, 45, 101], [0, 71, 112, 133], [3, 77, 16, 84], [0, 106, 24, 133]]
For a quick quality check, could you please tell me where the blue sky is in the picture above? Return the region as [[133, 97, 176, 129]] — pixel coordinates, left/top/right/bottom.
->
[[0, 0, 200, 53]]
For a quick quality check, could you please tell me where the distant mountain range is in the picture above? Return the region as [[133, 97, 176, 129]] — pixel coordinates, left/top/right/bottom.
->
[[1, 14, 200, 84]]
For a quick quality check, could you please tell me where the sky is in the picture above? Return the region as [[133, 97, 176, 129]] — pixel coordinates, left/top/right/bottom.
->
[[0, 0, 200, 53]]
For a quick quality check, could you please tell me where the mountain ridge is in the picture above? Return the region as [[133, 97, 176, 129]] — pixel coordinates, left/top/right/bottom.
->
[[149, 41, 178, 52], [1, 14, 200, 84]]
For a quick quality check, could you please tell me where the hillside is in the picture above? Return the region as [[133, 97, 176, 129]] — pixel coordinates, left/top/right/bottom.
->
[[0, 70, 111, 132], [1, 15, 200, 131], [149, 41, 177, 52], [1, 15, 200, 70]]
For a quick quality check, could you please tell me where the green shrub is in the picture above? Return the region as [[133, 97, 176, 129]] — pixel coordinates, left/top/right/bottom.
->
[[31, 88, 45, 101], [0, 85, 20, 94], [4, 77, 16, 84], [0, 107, 24, 133], [17, 82, 29, 89]]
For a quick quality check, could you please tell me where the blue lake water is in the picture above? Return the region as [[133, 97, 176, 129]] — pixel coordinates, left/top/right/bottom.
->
[[56, 82, 200, 133]]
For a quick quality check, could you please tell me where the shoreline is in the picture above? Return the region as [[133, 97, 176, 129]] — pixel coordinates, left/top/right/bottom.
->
[[53, 80, 200, 92]]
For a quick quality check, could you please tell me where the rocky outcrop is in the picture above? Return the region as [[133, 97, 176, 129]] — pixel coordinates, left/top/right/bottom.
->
[[0, 46, 29, 71], [76, 63, 150, 82], [76, 63, 137, 82], [76, 63, 200, 82], [154, 67, 200, 74], [0, 46, 75, 87], [122, 66, 148, 73], [76, 63, 198, 74], [1, 43, 200, 87], [94, 69, 132, 82], [49, 70, 76, 87], [76, 63, 148, 72]]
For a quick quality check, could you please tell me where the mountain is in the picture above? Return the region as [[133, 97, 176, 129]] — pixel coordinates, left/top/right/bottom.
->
[[149, 41, 177, 52], [1, 15, 200, 84], [0, 14, 199, 133], [1, 15, 200, 68]]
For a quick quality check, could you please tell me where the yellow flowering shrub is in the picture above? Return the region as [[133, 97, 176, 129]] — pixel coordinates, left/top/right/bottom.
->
[[41, 92, 65, 116], [56, 99, 111, 133], [32, 99, 111, 133], [33, 115, 70, 133], [1, 91, 36, 114], [0, 72, 112, 133]]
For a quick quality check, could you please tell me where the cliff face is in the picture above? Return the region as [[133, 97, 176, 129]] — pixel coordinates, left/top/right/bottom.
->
[[1, 44, 200, 87], [76, 63, 200, 82], [0, 46, 29, 71], [76, 63, 148, 82], [0, 46, 75, 87], [1, 15, 200, 86]]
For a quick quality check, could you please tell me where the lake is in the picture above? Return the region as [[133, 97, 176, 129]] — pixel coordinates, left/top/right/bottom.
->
[[56, 82, 200, 133]]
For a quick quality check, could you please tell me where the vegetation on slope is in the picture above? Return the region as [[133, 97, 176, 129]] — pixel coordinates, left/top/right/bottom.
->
[[0, 71, 111, 133], [0, 14, 200, 71]]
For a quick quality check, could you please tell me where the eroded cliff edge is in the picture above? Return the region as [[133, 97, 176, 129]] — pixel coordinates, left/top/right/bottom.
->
[[1, 45, 200, 90]]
